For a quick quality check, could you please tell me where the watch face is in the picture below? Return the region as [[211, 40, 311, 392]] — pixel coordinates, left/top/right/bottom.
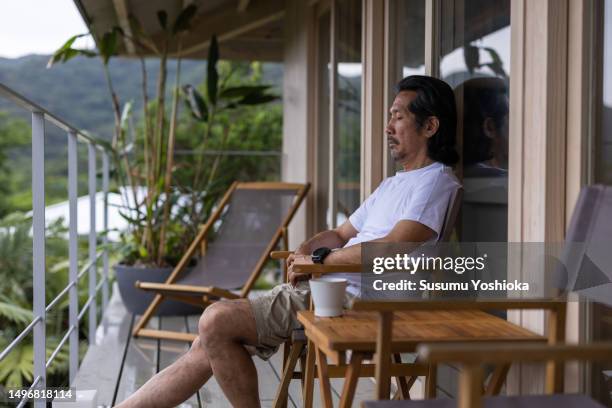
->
[[313, 247, 331, 263]]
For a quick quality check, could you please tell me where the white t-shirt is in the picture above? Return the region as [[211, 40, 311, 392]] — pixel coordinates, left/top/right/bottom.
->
[[335, 161, 461, 293]]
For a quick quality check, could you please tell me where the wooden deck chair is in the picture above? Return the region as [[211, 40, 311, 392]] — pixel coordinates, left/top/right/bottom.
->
[[271, 186, 464, 408], [132, 181, 310, 341], [363, 341, 612, 408]]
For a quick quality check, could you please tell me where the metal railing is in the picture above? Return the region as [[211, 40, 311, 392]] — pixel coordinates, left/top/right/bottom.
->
[[0, 83, 111, 408]]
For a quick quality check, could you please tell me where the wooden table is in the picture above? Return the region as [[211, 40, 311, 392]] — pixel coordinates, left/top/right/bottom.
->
[[297, 309, 546, 408]]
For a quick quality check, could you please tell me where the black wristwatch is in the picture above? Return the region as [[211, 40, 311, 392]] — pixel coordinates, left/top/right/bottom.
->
[[312, 247, 332, 264]]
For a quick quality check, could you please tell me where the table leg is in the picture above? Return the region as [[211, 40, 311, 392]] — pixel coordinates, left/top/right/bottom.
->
[[315, 347, 333, 408], [339, 352, 364, 408], [425, 363, 437, 398], [459, 364, 484, 408], [485, 364, 510, 396], [393, 353, 410, 399], [303, 339, 316, 408]]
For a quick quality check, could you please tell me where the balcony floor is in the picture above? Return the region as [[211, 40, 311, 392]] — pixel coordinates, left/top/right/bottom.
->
[[73, 285, 385, 407]]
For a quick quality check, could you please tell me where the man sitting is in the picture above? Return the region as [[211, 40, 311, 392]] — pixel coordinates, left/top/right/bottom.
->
[[117, 75, 461, 408]]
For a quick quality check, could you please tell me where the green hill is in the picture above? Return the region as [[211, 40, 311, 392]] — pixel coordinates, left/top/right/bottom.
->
[[0, 54, 282, 139], [0, 54, 283, 214]]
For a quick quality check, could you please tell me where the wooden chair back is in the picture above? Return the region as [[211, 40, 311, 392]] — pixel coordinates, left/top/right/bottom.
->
[[416, 341, 612, 408], [439, 186, 463, 242], [133, 181, 309, 337]]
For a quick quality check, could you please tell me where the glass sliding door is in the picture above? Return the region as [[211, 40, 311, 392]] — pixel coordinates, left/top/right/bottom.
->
[[313, 0, 362, 230], [387, 0, 426, 175], [334, 0, 362, 226], [591, 0, 612, 405], [314, 8, 331, 232]]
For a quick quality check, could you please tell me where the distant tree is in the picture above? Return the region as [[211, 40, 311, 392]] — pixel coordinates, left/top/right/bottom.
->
[[0, 112, 30, 217]]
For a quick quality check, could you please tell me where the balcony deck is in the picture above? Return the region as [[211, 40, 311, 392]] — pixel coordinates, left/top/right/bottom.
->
[[73, 285, 395, 407]]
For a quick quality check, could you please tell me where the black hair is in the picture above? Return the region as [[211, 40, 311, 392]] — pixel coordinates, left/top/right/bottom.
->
[[395, 75, 459, 166]]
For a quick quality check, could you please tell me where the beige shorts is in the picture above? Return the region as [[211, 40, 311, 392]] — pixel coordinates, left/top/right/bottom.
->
[[248, 281, 355, 360]]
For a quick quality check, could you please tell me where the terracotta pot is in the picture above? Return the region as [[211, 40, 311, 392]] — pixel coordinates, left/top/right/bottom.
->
[[114, 264, 202, 316]]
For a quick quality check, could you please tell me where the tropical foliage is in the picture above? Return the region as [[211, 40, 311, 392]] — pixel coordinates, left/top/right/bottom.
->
[[1, 4, 283, 392], [0, 213, 91, 388], [48, 5, 280, 267]]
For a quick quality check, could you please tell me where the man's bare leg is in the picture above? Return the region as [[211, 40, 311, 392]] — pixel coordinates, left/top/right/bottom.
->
[[116, 299, 261, 408], [115, 336, 213, 408], [198, 299, 261, 408]]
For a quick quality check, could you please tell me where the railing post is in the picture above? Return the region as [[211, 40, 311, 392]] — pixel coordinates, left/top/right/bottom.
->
[[102, 151, 110, 313], [31, 112, 46, 407], [68, 131, 79, 383], [88, 143, 97, 344]]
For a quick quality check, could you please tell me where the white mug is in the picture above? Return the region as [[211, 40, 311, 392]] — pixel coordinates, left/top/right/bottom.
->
[[309, 278, 347, 317]]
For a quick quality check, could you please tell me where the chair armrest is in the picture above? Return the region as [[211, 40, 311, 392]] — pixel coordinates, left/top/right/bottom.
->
[[136, 281, 240, 299], [292, 264, 362, 273], [271, 251, 293, 259]]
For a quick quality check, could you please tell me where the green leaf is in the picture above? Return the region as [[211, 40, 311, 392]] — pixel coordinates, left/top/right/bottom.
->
[[173, 4, 198, 34], [120, 101, 134, 132], [138, 246, 149, 258], [49, 259, 69, 273], [47, 33, 90, 67], [237, 92, 279, 106], [117, 209, 143, 224], [47, 33, 97, 68], [99, 29, 119, 65], [464, 44, 480, 74], [0, 301, 33, 325], [0, 342, 33, 387], [157, 10, 168, 30], [220, 85, 272, 99], [482, 47, 508, 78], [183, 85, 208, 121], [207, 35, 219, 106]]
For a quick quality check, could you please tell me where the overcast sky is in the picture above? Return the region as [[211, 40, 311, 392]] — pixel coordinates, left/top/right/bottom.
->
[[0, 0, 92, 58]]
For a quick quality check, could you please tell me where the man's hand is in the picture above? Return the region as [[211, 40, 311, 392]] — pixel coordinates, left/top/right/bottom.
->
[[286, 246, 309, 269], [288, 254, 314, 286]]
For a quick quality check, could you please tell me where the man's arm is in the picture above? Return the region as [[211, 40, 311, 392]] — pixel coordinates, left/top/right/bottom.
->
[[322, 219, 434, 264], [288, 219, 435, 284], [293, 220, 358, 255]]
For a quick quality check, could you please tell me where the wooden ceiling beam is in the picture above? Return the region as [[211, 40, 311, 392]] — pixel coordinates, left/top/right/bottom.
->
[[162, 0, 286, 57], [184, 38, 284, 61], [112, 0, 136, 54]]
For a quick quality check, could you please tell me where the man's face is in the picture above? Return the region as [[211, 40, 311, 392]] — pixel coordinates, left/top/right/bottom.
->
[[386, 91, 430, 164]]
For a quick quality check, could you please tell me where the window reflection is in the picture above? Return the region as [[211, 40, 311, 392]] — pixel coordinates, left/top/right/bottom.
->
[[390, 0, 425, 77], [439, 0, 510, 242], [460, 77, 509, 177]]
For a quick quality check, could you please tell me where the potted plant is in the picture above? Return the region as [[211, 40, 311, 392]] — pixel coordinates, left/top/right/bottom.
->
[[48, 7, 279, 315]]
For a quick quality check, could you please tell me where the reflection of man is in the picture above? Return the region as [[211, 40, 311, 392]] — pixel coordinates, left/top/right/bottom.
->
[[457, 77, 509, 242], [458, 77, 509, 177], [117, 75, 461, 408]]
